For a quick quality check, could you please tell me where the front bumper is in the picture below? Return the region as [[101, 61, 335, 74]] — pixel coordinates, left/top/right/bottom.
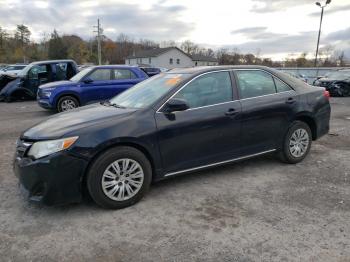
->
[[13, 150, 89, 206], [37, 97, 54, 109]]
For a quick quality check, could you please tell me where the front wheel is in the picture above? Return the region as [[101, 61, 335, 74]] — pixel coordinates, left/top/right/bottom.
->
[[279, 121, 312, 164], [87, 146, 152, 209], [57, 96, 79, 112]]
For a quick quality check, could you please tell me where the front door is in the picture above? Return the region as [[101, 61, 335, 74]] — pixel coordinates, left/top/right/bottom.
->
[[80, 68, 112, 104], [155, 71, 242, 174]]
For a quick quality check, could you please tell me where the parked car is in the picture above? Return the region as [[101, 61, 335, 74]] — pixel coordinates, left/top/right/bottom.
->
[[14, 66, 330, 209], [0, 60, 78, 102], [37, 65, 148, 112], [313, 69, 350, 97], [139, 66, 162, 77], [281, 71, 308, 83], [0, 64, 27, 76]]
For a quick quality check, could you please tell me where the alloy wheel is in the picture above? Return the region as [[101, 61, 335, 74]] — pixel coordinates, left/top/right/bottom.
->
[[61, 99, 77, 111], [101, 158, 144, 201], [289, 128, 310, 158]]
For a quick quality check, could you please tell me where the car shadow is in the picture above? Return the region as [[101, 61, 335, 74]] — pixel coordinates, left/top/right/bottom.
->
[[23, 153, 279, 213]]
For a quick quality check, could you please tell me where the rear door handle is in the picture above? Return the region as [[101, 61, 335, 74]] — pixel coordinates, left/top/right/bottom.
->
[[286, 97, 296, 104], [225, 108, 237, 116]]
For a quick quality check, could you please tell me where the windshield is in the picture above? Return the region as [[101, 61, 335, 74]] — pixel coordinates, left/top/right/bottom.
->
[[70, 67, 94, 82], [109, 73, 189, 109], [324, 70, 350, 79]]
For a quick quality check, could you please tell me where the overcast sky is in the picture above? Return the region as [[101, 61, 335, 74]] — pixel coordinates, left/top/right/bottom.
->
[[0, 0, 349, 60]]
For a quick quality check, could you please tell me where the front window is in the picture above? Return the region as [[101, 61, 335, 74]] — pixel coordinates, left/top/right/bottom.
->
[[88, 69, 111, 81], [169, 58, 173, 65], [173, 71, 233, 108], [28, 65, 48, 80], [176, 59, 180, 65], [70, 67, 93, 82], [109, 73, 189, 108]]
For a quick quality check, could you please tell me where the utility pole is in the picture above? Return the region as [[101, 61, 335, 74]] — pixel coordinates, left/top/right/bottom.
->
[[93, 18, 102, 65], [314, 0, 331, 67]]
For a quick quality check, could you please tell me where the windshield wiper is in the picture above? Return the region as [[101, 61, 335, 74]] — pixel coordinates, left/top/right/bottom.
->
[[100, 100, 126, 109], [110, 103, 126, 109]]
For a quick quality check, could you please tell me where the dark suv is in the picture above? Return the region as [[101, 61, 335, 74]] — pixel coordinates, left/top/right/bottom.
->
[[14, 66, 330, 209], [0, 60, 78, 102]]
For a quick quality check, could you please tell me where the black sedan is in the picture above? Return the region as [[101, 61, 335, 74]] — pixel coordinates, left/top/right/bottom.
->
[[313, 69, 350, 97], [14, 66, 331, 209]]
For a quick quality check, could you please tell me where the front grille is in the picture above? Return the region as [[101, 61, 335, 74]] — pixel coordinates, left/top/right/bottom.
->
[[16, 140, 32, 158]]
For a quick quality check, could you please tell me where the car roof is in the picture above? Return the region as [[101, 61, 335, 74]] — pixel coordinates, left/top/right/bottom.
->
[[90, 65, 141, 70], [168, 65, 311, 91], [30, 59, 76, 65]]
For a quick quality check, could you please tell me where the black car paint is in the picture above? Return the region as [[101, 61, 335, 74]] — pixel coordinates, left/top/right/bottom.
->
[[0, 60, 78, 101], [13, 66, 331, 205]]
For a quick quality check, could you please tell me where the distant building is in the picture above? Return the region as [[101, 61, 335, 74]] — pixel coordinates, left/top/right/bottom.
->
[[125, 47, 218, 69]]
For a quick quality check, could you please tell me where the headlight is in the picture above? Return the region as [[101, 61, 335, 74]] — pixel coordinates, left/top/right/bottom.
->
[[42, 91, 51, 97], [28, 136, 78, 159]]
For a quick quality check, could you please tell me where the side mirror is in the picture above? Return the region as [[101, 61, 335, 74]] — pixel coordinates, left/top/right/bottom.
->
[[83, 77, 93, 84], [164, 98, 189, 113]]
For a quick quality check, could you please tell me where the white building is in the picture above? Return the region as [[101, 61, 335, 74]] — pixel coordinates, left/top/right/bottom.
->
[[125, 47, 218, 69]]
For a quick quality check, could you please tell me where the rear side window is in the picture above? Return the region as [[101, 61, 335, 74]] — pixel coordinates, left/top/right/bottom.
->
[[113, 69, 136, 79], [173, 71, 233, 108], [274, 77, 292, 92], [89, 69, 111, 81], [236, 70, 276, 99]]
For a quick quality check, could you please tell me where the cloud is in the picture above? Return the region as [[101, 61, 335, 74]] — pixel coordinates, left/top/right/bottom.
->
[[309, 4, 350, 17], [231, 26, 287, 40], [0, 0, 193, 41], [228, 26, 350, 58], [250, 0, 312, 13], [325, 27, 350, 42]]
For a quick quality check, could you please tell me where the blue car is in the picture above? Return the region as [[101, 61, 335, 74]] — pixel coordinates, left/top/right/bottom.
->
[[37, 65, 148, 112]]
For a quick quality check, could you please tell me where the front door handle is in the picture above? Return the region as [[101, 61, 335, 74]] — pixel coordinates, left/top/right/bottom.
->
[[286, 97, 296, 104], [225, 108, 237, 116]]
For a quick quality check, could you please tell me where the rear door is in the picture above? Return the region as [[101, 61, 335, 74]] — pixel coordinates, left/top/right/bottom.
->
[[155, 71, 242, 174], [234, 69, 298, 155], [80, 68, 112, 104], [106, 69, 141, 99]]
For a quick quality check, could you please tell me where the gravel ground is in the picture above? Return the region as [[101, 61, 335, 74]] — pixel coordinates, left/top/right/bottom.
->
[[0, 98, 349, 262]]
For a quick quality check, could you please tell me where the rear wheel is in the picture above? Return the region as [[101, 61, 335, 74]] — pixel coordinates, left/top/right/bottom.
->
[[279, 121, 312, 164], [57, 96, 79, 112], [87, 146, 152, 209]]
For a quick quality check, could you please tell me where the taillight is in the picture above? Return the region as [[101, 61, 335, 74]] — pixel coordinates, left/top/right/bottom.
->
[[323, 90, 330, 100]]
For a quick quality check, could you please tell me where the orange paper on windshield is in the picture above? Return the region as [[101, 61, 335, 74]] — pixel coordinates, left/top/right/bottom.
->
[[165, 77, 181, 86]]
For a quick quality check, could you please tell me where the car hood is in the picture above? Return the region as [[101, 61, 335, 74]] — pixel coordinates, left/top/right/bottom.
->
[[22, 103, 137, 140], [39, 80, 76, 89]]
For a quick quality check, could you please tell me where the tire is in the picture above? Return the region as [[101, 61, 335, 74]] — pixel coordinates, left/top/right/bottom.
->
[[279, 121, 312, 164], [337, 85, 350, 97], [87, 146, 152, 209], [57, 96, 79, 112]]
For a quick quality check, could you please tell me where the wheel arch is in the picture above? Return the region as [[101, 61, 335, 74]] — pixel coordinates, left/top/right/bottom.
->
[[81, 141, 157, 190], [294, 114, 317, 140], [55, 93, 81, 108]]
